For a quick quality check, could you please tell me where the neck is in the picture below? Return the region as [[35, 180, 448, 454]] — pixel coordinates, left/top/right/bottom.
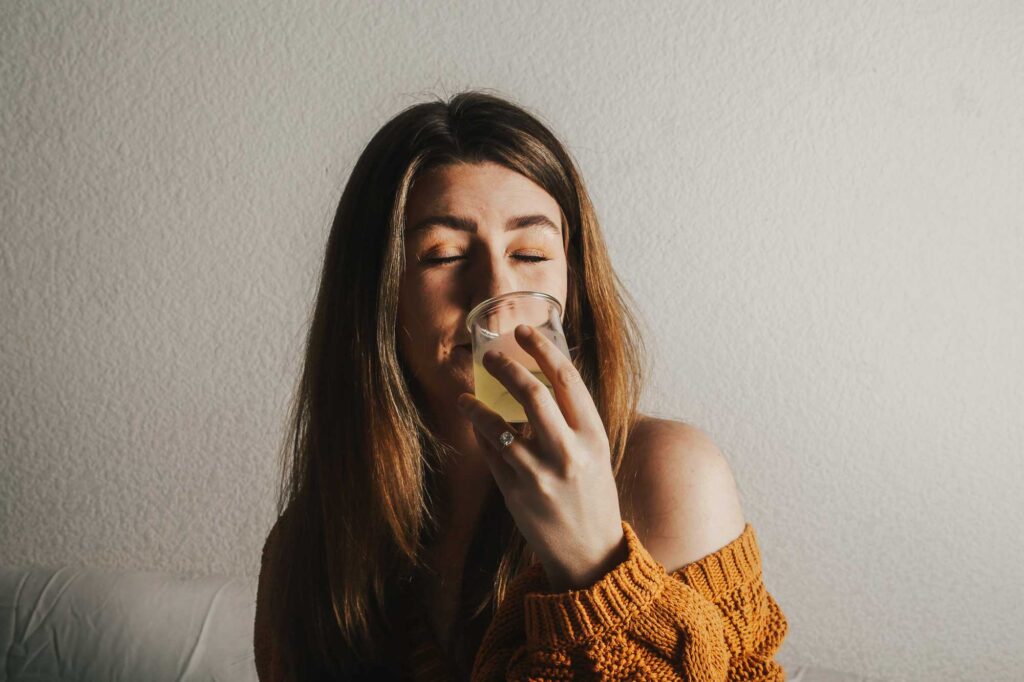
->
[[431, 456, 495, 547], [421, 401, 497, 525]]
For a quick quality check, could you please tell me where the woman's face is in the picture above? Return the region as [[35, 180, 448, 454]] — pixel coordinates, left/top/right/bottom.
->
[[397, 161, 568, 425]]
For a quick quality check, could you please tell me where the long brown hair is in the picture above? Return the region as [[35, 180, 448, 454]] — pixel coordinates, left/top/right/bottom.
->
[[265, 88, 649, 678]]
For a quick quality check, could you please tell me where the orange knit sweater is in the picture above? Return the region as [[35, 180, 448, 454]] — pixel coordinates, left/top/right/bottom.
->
[[255, 519, 788, 681], [402, 520, 787, 680]]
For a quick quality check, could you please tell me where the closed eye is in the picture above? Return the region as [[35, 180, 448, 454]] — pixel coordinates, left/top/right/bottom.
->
[[424, 255, 549, 266]]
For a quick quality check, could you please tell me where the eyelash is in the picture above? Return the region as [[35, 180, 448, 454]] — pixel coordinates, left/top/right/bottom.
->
[[424, 254, 549, 266]]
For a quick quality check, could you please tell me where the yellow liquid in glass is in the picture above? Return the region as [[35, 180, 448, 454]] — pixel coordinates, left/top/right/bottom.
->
[[472, 360, 554, 424]]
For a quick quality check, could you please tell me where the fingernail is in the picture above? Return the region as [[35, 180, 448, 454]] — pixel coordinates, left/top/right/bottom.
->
[[518, 324, 533, 337]]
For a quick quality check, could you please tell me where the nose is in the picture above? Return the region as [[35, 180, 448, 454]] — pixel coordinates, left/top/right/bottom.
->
[[465, 252, 524, 326]]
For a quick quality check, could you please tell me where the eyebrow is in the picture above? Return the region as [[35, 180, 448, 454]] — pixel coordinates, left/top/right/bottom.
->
[[405, 214, 560, 237]]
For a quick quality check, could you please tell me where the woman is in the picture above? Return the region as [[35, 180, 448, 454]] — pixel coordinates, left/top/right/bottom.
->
[[254, 90, 788, 681]]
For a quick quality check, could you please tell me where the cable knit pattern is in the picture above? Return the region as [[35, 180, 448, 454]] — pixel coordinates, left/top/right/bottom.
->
[[459, 520, 787, 681]]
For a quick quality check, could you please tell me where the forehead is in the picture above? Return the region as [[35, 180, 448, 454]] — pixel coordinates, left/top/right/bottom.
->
[[405, 162, 560, 219]]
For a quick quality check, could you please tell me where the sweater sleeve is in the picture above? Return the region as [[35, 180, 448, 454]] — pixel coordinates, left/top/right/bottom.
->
[[470, 521, 788, 682]]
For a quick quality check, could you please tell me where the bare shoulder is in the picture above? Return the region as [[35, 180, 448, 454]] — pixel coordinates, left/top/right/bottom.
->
[[622, 415, 748, 573]]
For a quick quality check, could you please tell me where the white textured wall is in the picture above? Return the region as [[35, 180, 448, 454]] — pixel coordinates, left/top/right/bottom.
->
[[2, 2, 1021, 680]]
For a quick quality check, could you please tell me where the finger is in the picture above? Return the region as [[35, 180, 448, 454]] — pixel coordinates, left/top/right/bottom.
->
[[480, 347, 574, 458], [458, 393, 538, 481], [511, 324, 598, 433], [468, 421, 517, 488]]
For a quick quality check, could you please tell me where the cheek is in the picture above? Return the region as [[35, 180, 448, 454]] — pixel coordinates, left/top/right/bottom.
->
[[397, 288, 448, 346], [396, 288, 426, 352], [540, 260, 569, 302]]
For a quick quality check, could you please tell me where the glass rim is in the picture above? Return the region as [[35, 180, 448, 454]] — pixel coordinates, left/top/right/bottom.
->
[[465, 290, 563, 334]]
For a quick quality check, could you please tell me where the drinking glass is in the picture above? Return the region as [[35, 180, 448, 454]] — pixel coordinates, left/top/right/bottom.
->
[[465, 291, 571, 424]]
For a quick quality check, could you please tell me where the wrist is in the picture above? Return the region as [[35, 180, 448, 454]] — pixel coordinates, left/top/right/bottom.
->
[[543, 525, 628, 592]]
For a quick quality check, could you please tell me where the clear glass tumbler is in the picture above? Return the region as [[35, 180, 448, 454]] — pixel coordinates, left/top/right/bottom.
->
[[465, 290, 571, 424]]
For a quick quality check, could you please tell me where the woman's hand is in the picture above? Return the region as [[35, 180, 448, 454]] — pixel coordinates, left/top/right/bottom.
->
[[456, 324, 628, 592]]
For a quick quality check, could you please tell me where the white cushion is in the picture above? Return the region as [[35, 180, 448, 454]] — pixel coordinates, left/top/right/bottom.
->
[[0, 565, 258, 681]]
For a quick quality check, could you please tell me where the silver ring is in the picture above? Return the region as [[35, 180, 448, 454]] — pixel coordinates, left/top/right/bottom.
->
[[498, 430, 515, 449]]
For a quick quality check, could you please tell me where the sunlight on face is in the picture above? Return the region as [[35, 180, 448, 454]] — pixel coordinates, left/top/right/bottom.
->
[[396, 161, 569, 412]]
